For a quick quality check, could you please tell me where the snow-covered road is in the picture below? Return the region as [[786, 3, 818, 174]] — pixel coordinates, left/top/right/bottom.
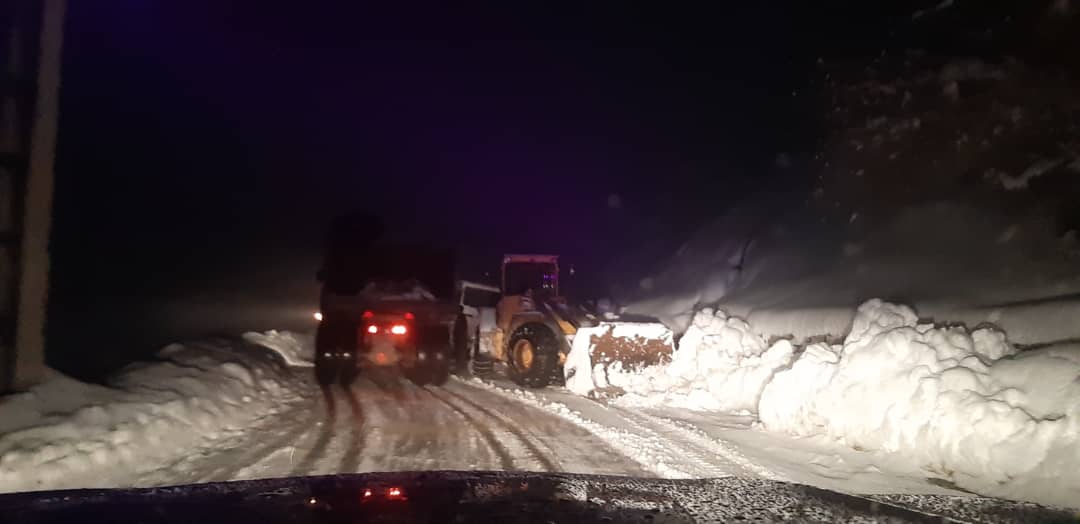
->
[[128, 372, 654, 488], [111, 363, 967, 504]]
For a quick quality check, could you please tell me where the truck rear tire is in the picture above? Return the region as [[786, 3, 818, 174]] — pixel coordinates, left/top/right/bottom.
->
[[429, 361, 450, 386], [452, 315, 469, 375], [409, 325, 451, 386], [404, 367, 430, 386], [507, 323, 560, 388]]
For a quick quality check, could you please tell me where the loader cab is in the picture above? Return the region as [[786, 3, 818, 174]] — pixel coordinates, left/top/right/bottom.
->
[[501, 254, 559, 298]]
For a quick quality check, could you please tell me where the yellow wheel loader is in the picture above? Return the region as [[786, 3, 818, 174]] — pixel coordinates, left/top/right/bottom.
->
[[469, 254, 674, 388]]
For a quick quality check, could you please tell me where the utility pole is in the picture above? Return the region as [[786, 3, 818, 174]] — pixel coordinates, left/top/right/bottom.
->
[[1, 0, 65, 392]]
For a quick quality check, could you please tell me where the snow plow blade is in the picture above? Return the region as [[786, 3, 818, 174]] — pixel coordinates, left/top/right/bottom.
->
[[564, 320, 675, 398]]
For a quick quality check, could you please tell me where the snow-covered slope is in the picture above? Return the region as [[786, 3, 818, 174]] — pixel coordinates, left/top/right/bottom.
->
[[0, 337, 304, 493], [625, 201, 1080, 345], [623, 57, 1080, 346]]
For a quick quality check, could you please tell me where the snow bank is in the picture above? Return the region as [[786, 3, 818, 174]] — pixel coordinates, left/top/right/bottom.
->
[[575, 298, 1080, 508], [242, 330, 315, 367], [760, 300, 1080, 508], [0, 341, 302, 493]]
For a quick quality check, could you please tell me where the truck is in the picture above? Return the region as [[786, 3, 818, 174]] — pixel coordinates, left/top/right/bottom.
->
[[316, 235, 471, 386]]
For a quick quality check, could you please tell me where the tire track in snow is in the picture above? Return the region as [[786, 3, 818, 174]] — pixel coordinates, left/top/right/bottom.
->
[[432, 385, 561, 472], [196, 404, 318, 483], [459, 377, 740, 478], [355, 375, 434, 471], [594, 402, 730, 475], [419, 387, 517, 471], [639, 410, 786, 479], [615, 407, 782, 481], [289, 420, 335, 476], [289, 385, 369, 476], [445, 380, 653, 476], [338, 386, 368, 474]]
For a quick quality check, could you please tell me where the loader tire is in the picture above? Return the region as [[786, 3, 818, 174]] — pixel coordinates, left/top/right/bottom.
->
[[507, 323, 560, 388]]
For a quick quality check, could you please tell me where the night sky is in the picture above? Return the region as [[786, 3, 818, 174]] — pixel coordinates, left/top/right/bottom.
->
[[47, 2, 977, 378]]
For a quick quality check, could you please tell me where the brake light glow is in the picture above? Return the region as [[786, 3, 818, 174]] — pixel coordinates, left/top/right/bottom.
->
[[362, 488, 372, 498], [387, 487, 404, 499], [390, 324, 407, 335], [362, 310, 374, 319], [404, 312, 415, 320], [366, 325, 378, 334]]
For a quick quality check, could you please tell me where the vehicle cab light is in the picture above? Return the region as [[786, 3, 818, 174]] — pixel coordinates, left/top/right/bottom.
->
[[390, 324, 407, 335]]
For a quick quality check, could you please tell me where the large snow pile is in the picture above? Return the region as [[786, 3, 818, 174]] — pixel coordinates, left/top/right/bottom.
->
[[566, 312, 792, 412], [0, 341, 302, 493], [759, 300, 1080, 508], [242, 330, 315, 367]]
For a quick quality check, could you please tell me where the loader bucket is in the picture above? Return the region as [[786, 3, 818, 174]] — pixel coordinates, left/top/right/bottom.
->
[[564, 321, 674, 398]]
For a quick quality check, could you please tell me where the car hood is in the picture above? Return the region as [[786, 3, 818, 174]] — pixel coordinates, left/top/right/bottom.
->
[[0, 470, 1070, 523]]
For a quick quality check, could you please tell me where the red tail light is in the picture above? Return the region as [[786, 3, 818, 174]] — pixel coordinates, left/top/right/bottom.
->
[[387, 487, 404, 499], [390, 324, 407, 335], [404, 312, 415, 320], [362, 310, 374, 319], [366, 325, 378, 334], [362, 488, 372, 498]]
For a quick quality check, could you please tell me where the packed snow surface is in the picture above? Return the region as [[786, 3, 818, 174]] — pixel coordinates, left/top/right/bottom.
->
[[577, 298, 1080, 509]]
